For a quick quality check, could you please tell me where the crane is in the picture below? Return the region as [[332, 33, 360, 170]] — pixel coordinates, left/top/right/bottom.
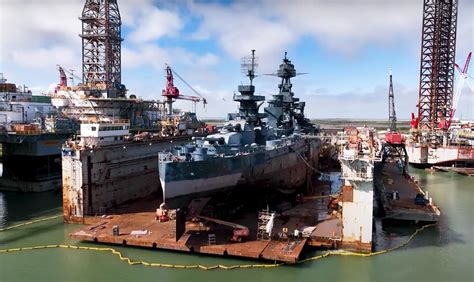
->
[[383, 69, 408, 174], [162, 64, 207, 116], [56, 65, 82, 87], [388, 68, 397, 133], [385, 69, 403, 145], [445, 52, 472, 128]]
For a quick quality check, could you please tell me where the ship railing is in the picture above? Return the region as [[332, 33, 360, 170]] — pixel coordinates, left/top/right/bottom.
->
[[12, 129, 63, 135], [341, 171, 373, 181], [159, 152, 184, 162], [80, 119, 130, 125]]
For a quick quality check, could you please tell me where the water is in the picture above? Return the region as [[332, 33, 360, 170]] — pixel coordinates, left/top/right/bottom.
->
[[0, 167, 473, 281]]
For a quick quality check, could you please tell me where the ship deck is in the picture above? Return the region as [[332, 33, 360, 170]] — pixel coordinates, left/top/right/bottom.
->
[[379, 163, 440, 222]]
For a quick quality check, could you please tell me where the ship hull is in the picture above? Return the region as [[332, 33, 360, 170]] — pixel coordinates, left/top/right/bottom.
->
[[159, 138, 320, 208], [406, 144, 474, 167]]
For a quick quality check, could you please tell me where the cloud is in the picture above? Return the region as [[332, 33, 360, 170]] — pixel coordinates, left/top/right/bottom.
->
[[190, 0, 472, 58], [122, 44, 219, 69], [189, 1, 297, 70], [11, 46, 79, 70], [189, 0, 423, 58], [127, 6, 183, 43], [1, 0, 472, 119], [0, 0, 83, 66]]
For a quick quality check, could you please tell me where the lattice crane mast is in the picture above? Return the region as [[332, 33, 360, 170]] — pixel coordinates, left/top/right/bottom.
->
[[388, 69, 397, 133], [383, 70, 408, 175], [385, 70, 404, 145], [162, 64, 207, 116]]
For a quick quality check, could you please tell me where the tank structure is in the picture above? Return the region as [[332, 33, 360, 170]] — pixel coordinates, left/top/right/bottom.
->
[[159, 51, 321, 209]]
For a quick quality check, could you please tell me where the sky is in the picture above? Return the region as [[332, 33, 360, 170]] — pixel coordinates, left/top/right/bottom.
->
[[0, 0, 473, 119]]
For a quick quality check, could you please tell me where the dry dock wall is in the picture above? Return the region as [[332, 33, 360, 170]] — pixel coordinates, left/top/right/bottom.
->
[[63, 140, 184, 222], [340, 159, 374, 252]]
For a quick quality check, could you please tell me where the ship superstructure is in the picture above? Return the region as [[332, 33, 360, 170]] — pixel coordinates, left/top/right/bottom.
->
[[0, 74, 55, 125], [0, 74, 73, 192], [159, 51, 320, 209]]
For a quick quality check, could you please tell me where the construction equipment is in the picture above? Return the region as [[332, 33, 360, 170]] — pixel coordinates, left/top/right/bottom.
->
[[155, 203, 169, 222], [385, 69, 403, 145], [445, 52, 472, 128], [56, 65, 82, 88], [162, 64, 207, 115], [388, 69, 397, 133], [196, 216, 249, 242], [382, 70, 408, 175]]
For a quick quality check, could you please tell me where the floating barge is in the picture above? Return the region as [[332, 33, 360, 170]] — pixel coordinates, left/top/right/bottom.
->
[[431, 166, 474, 176], [376, 163, 440, 222]]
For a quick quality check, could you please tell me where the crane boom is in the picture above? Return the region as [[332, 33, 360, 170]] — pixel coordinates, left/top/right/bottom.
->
[[447, 52, 472, 128], [388, 69, 397, 132], [162, 64, 207, 115], [170, 68, 206, 101], [197, 216, 247, 230]]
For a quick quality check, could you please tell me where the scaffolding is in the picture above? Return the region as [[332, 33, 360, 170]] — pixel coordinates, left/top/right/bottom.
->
[[257, 208, 273, 241]]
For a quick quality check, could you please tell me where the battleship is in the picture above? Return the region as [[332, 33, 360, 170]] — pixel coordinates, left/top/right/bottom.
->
[[159, 51, 321, 209]]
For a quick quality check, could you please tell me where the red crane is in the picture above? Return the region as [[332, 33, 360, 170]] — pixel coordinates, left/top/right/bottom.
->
[[162, 64, 207, 115]]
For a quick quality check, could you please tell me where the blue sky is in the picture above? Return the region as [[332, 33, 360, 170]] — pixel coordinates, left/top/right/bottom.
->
[[0, 0, 473, 119]]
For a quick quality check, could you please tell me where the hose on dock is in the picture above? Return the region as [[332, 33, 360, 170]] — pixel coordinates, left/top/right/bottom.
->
[[0, 213, 437, 270]]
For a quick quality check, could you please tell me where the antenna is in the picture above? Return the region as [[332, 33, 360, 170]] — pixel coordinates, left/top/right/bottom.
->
[[241, 50, 258, 86]]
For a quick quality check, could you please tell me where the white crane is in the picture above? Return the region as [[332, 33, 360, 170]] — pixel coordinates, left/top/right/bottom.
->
[[448, 52, 472, 127]]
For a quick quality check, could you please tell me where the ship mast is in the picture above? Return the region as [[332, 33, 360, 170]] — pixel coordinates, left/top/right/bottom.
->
[[234, 50, 266, 127]]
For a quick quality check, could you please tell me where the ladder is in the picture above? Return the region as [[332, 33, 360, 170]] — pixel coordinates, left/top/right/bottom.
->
[[257, 208, 273, 241], [208, 234, 216, 245]]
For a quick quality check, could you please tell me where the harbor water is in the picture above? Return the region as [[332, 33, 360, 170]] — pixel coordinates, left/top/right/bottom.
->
[[0, 167, 473, 281]]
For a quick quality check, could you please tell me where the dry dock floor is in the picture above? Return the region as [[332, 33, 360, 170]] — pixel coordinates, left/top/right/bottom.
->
[[70, 178, 342, 263]]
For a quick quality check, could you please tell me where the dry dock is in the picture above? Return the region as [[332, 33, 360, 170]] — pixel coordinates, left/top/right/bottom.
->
[[70, 179, 343, 263], [377, 163, 440, 222]]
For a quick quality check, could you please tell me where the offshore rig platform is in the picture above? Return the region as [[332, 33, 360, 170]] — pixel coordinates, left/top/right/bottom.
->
[[407, 0, 473, 167]]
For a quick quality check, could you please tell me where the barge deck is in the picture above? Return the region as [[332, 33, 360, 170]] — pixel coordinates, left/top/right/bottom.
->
[[378, 163, 440, 222]]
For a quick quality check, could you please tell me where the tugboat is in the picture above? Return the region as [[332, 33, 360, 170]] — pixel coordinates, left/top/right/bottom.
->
[[159, 50, 321, 208]]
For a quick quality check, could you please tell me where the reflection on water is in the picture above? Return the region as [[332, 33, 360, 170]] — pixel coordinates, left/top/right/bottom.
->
[[0, 190, 62, 228], [0, 192, 6, 228]]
